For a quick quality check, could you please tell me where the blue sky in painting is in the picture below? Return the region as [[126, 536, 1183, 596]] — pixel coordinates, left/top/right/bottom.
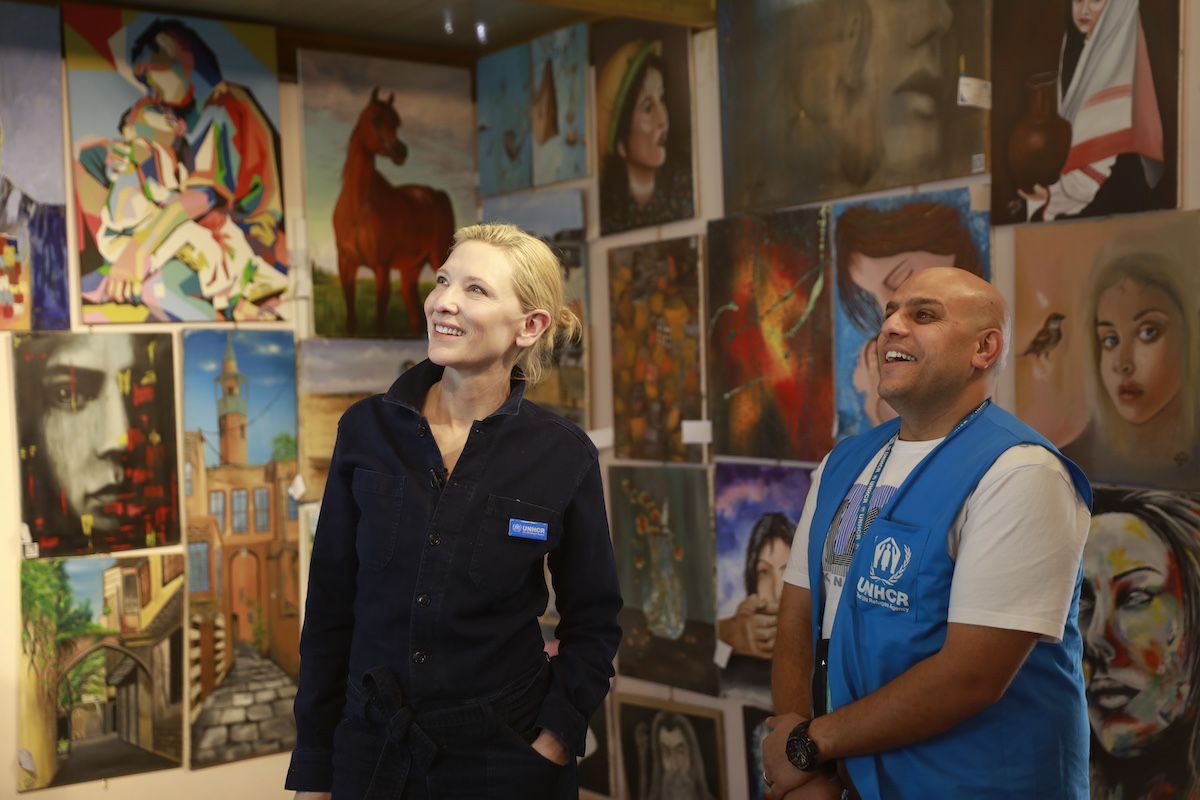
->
[[183, 330, 296, 467], [63, 556, 116, 623]]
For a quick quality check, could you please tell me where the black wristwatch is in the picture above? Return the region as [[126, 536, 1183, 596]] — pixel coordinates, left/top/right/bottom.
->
[[786, 720, 821, 772]]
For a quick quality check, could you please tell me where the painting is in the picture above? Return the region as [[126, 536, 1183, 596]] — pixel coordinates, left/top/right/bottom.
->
[[299, 49, 474, 337], [182, 330, 300, 767], [1082, 488, 1200, 799], [991, 0, 1179, 225], [616, 694, 726, 800], [296, 338, 426, 502], [593, 19, 694, 235], [832, 189, 991, 438], [482, 188, 587, 426], [64, 3, 289, 324], [715, 463, 812, 705], [0, 0, 69, 330], [608, 236, 702, 462], [707, 207, 834, 462], [717, 0, 988, 214], [531, 23, 589, 186], [297, 501, 320, 622], [478, 43, 533, 196], [18, 553, 185, 791], [609, 465, 717, 696], [14, 332, 179, 558], [579, 696, 614, 799], [742, 705, 773, 800], [1013, 210, 1200, 490]]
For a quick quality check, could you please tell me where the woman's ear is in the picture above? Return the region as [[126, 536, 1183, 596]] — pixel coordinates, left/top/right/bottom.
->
[[516, 309, 552, 348]]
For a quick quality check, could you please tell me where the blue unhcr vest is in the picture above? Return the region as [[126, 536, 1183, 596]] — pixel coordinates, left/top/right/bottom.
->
[[806, 403, 1092, 799]]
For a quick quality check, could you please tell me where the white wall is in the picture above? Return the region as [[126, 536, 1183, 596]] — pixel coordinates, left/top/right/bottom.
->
[[3, 3, 1200, 797]]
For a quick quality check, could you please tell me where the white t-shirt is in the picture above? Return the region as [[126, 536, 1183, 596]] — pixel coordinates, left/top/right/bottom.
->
[[783, 441, 1090, 641]]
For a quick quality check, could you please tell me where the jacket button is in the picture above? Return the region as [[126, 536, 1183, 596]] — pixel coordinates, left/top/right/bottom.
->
[[412, 650, 427, 664], [416, 593, 430, 607], [427, 533, 441, 546]]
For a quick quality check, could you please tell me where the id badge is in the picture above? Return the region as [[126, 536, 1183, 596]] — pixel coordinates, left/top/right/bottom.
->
[[508, 518, 548, 541]]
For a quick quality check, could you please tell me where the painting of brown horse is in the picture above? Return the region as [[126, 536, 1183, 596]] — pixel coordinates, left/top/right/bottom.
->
[[333, 88, 455, 336]]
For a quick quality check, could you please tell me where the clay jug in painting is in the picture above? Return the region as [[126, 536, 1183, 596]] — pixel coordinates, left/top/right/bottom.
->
[[1007, 72, 1072, 192]]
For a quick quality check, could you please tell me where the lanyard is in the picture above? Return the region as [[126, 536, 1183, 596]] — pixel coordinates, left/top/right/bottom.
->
[[849, 399, 991, 557]]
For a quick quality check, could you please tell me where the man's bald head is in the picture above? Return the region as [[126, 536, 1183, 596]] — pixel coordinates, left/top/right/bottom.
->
[[899, 267, 1010, 372]]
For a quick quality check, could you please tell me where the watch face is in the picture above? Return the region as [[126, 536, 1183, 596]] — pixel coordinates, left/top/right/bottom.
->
[[786, 724, 819, 771]]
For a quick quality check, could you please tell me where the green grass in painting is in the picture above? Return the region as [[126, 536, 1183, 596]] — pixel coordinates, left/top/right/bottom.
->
[[312, 268, 434, 338]]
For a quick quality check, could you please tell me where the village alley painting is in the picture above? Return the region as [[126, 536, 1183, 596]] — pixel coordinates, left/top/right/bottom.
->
[[299, 49, 475, 338], [182, 330, 300, 767], [63, 3, 290, 324], [18, 554, 185, 791]]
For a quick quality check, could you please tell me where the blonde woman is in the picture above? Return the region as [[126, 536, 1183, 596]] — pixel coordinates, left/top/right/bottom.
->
[[288, 224, 622, 799]]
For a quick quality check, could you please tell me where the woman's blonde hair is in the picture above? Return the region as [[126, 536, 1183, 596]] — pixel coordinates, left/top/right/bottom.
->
[[451, 223, 582, 386]]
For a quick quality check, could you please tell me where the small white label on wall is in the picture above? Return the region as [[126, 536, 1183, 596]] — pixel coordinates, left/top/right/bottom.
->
[[288, 474, 307, 501], [681, 419, 713, 444], [587, 427, 615, 450], [713, 639, 732, 668], [20, 522, 38, 560], [971, 153, 987, 174], [957, 76, 992, 109]]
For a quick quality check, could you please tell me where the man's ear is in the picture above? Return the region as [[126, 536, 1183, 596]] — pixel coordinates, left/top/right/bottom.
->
[[516, 309, 552, 349], [973, 328, 1004, 371]]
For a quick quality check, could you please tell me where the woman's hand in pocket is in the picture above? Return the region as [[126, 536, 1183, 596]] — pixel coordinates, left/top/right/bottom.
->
[[531, 729, 570, 766]]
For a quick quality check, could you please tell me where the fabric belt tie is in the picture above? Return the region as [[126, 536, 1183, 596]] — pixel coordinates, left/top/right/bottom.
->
[[361, 668, 439, 800]]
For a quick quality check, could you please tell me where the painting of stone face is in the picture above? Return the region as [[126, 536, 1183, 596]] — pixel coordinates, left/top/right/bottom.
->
[[182, 330, 300, 767], [18, 554, 184, 791], [609, 465, 717, 696], [299, 49, 474, 338], [609, 236, 702, 462], [14, 332, 178, 558], [482, 188, 587, 426], [616, 694, 726, 800], [715, 464, 812, 706], [718, 0, 988, 213], [1082, 489, 1200, 800], [742, 705, 773, 800], [593, 19, 694, 235], [707, 207, 833, 462], [64, 3, 289, 324], [991, 0, 1179, 225], [832, 188, 990, 439], [0, 0, 70, 331], [477, 43, 533, 197], [297, 338, 426, 503], [1013, 210, 1200, 490], [531, 23, 589, 186]]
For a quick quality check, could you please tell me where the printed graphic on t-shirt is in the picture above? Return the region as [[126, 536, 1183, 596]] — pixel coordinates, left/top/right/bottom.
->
[[820, 482, 897, 626]]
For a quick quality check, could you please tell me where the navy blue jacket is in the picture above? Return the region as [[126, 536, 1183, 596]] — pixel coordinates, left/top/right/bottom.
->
[[286, 359, 622, 791]]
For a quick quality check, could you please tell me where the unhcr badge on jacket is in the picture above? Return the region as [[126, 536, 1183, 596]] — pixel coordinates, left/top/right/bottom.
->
[[855, 525, 924, 613]]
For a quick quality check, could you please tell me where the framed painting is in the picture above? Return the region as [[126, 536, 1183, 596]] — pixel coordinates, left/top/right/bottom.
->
[[616, 694, 726, 800], [531, 23, 589, 186], [477, 43, 533, 197]]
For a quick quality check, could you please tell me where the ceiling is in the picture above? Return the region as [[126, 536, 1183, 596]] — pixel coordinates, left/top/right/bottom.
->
[[112, 0, 714, 63]]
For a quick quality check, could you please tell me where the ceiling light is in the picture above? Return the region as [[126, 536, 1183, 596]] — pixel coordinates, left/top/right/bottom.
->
[[442, 9, 453, 35], [475, 21, 487, 45]]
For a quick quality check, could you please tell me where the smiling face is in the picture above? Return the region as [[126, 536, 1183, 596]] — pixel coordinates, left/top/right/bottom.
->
[[867, 0, 953, 171], [618, 66, 668, 172], [874, 269, 997, 422], [1095, 278, 1184, 426], [1072, 0, 1109, 39], [423, 240, 532, 375], [853, 338, 899, 426], [848, 249, 959, 320], [39, 335, 137, 535], [1081, 512, 1190, 756]]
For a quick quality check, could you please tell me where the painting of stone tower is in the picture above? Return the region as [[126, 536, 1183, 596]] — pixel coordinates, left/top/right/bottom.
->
[[181, 330, 299, 767]]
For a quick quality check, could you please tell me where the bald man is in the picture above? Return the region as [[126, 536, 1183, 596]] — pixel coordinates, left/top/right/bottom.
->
[[763, 269, 1092, 799]]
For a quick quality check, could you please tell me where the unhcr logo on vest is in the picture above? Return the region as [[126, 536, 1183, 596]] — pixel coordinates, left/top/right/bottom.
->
[[856, 536, 912, 612]]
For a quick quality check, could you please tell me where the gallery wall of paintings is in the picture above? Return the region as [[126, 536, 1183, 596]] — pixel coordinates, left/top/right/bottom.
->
[[1, 0, 1199, 798]]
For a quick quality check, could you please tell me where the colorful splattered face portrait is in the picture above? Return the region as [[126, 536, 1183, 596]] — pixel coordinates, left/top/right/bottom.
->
[[1081, 511, 1190, 755]]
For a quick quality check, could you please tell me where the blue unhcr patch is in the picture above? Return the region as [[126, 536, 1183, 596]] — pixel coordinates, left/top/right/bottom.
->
[[508, 518, 548, 541]]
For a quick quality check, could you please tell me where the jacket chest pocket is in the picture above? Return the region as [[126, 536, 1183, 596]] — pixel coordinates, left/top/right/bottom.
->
[[848, 518, 933, 624], [352, 468, 405, 571], [469, 495, 561, 597]]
